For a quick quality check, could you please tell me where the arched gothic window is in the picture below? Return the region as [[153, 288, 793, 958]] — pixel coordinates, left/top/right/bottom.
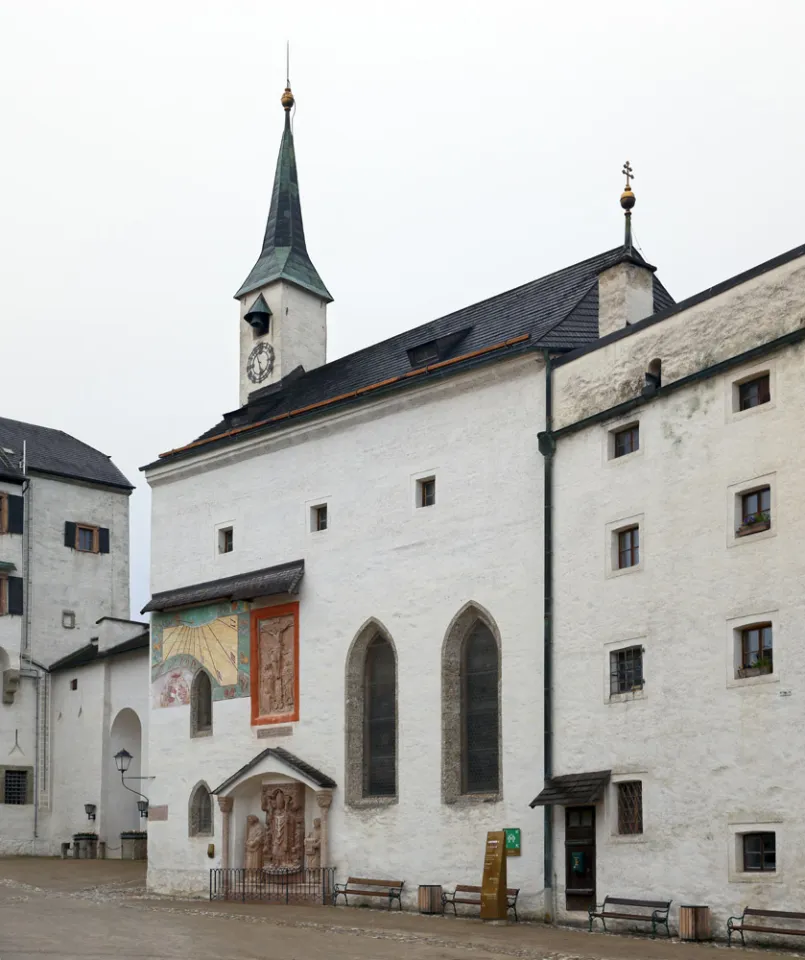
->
[[189, 782, 213, 837], [442, 604, 501, 803], [345, 620, 398, 805], [190, 670, 212, 738], [364, 637, 397, 797]]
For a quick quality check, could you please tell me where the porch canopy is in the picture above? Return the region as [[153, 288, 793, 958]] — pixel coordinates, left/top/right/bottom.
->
[[529, 770, 611, 807], [211, 746, 336, 796]]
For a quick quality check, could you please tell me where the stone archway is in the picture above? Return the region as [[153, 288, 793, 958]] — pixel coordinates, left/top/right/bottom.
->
[[106, 708, 143, 851]]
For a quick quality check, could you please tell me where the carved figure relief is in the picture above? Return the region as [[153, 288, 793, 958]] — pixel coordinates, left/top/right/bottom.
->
[[261, 782, 305, 870], [257, 614, 296, 719], [244, 814, 265, 870], [304, 817, 322, 869]]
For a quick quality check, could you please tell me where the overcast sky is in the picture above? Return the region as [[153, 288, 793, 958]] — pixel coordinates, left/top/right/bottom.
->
[[1, 0, 804, 617]]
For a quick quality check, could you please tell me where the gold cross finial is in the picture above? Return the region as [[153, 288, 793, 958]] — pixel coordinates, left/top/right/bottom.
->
[[622, 160, 634, 189]]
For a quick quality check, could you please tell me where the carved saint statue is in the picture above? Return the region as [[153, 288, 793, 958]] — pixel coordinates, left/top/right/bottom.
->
[[304, 818, 322, 869], [261, 783, 304, 870], [244, 814, 265, 871], [257, 615, 296, 718]]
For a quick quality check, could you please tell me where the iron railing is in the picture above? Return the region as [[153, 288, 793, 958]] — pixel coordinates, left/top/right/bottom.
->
[[210, 867, 336, 904]]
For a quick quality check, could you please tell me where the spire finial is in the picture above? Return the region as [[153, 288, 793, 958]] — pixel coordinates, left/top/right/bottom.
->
[[281, 42, 294, 112], [620, 160, 636, 251]]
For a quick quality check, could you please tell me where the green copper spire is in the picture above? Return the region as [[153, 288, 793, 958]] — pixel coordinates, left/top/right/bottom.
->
[[235, 85, 332, 302]]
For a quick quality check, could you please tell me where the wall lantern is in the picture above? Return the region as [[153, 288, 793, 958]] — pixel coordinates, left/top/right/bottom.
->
[[84, 803, 97, 822], [114, 748, 132, 774], [113, 748, 151, 812], [136, 799, 149, 819]]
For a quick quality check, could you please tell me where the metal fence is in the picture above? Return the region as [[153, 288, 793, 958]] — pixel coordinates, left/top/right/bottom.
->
[[209, 867, 336, 904]]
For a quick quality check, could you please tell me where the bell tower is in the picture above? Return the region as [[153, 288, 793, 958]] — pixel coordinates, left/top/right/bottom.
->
[[235, 83, 332, 407]]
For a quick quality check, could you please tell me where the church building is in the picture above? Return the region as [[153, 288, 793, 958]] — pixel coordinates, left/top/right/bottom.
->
[[143, 82, 805, 935]]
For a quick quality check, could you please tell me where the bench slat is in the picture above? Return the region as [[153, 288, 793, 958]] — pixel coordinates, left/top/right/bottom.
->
[[345, 878, 403, 888], [604, 897, 670, 909], [744, 908, 805, 921], [740, 925, 805, 936]]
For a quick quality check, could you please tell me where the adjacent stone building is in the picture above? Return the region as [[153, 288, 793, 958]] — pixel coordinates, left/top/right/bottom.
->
[[142, 82, 805, 935]]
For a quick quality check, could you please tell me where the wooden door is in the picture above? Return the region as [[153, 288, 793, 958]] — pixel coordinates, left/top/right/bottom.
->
[[565, 806, 595, 911]]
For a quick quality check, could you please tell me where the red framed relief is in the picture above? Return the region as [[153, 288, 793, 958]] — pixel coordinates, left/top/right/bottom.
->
[[250, 603, 300, 725]]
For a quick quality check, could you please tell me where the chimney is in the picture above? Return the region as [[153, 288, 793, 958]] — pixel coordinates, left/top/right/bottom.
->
[[598, 260, 655, 338]]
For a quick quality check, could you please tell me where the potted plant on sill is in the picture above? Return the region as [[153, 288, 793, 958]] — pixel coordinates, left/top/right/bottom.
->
[[120, 830, 147, 860], [737, 656, 773, 679], [736, 511, 771, 537]]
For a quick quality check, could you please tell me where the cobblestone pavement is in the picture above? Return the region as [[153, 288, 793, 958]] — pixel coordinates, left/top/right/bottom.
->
[[0, 859, 801, 960]]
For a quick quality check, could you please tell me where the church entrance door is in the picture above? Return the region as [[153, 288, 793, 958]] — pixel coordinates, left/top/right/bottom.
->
[[564, 805, 595, 911]]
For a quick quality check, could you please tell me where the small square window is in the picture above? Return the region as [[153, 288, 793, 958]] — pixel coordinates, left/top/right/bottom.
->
[[62, 610, 75, 630], [738, 486, 771, 536], [743, 832, 775, 872], [218, 527, 234, 554], [739, 374, 770, 411], [617, 781, 643, 835], [4, 769, 28, 805], [613, 425, 639, 458], [417, 477, 436, 508], [738, 623, 773, 677], [76, 525, 97, 553], [617, 526, 639, 569], [70, 678, 78, 691], [610, 646, 643, 695], [312, 504, 328, 532]]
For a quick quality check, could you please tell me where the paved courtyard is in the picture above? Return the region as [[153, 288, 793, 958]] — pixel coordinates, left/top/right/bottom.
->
[[0, 858, 799, 960]]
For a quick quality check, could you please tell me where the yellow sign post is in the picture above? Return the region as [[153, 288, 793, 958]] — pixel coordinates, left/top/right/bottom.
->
[[480, 830, 508, 921]]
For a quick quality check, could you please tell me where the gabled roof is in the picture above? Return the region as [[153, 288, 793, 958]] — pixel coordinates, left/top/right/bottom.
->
[[211, 746, 336, 795], [0, 417, 133, 490], [49, 632, 150, 672], [149, 245, 673, 468], [530, 770, 611, 807], [235, 108, 331, 302]]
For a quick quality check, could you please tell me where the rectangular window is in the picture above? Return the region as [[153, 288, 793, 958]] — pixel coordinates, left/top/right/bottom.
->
[[76, 525, 99, 553], [618, 526, 639, 568], [614, 425, 639, 458], [312, 504, 328, 532], [418, 477, 436, 508], [739, 623, 773, 674], [738, 486, 771, 535], [0, 494, 7, 534], [617, 781, 643, 835], [0, 576, 6, 616], [0, 575, 23, 617], [610, 646, 643, 695], [739, 374, 771, 411], [4, 769, 28, 805], [743, 832, 776, 872], [218, 526, 234, 554]]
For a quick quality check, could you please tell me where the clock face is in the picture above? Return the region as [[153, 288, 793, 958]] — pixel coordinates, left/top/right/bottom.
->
[[247, 342, 274, 383]]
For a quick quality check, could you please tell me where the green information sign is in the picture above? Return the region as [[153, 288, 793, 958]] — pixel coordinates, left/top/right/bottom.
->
[[504, 827, 521, 857]]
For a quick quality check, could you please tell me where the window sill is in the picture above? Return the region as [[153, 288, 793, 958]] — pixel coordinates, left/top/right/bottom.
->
[[727, 671, 779, 690], [609, 833, 647, 844], [729, 870, 781, 885], [445, 792, 502, 806], [191, 729, 213, 739], [736, 522, 771, 538], [608, 688, 646, 705], [607, 563, 643, 579], [347, 795, 398, 810], [730, 525, 776, 548]]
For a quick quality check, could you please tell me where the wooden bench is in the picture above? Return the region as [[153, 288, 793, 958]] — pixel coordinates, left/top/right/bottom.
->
[[333, 877, 404, 910], [728, 907, 805, 946], [442, 884, 520, 921], [589, 896, 671, 937]]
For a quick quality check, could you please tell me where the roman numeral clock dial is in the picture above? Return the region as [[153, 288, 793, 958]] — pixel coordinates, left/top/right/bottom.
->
[[247, 342, 274, 383]]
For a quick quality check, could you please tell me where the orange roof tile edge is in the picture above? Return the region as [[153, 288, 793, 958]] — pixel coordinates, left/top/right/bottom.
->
[[158, 333, 530, 459]]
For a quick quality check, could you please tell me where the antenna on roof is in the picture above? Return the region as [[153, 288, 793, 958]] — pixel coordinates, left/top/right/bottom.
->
[[620, 160, 636, 253]]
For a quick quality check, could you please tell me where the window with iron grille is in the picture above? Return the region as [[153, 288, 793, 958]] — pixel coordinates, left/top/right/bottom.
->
[[364, 637, 396, 797], [613, 425, 639, 458], [618, 526, 639, 569], [4, 769, 29, 805], [743, 832, 775, 872], [739, 374, 770, 411], [617, 781, 643, 834], [189, 784, 213, 836], [740, 624, 773, 673], [610, 646, 643, 695], [461, 622, 499, 794]]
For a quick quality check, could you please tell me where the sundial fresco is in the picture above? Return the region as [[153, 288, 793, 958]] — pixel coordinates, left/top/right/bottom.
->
[[151, 601, 251, 707]]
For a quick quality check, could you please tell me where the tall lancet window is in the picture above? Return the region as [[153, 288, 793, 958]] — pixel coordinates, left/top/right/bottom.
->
[[461, 622, 500, 794], [364, 637, 397, 797], [190, 670, 212, 738]]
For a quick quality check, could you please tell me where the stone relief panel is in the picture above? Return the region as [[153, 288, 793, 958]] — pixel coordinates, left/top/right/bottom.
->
[[261, 781, 305, 870], [151, 601, 250, 708], [250, 604, 299, 724]]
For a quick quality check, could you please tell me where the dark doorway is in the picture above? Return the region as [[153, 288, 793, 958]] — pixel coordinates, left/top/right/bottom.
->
[[565, 805, 596, 911]]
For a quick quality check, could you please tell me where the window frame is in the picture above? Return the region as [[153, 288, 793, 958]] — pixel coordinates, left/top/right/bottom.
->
[[460, 621, 500, 796], [190, 670, 213, 738], [737, 486, 771, 536], [0, 574, 6, 616], [418, 477, 436, 508], [739, 623, 773, 675], [2, 767, 31, 805], [0, 493, 7, 535], [613, 424, 640, 459], [312, 504, 328, 532], [218, 526, 234, 554], [617, 526, 639, 569], [363, 636, 397, 798], [75, 524, 99, 554], [609, 645, 644, 696], [616, 781, 643, 836], [742, 832, 776, 872], [738, 374, 771, 411], [188, 783, 214, 837]]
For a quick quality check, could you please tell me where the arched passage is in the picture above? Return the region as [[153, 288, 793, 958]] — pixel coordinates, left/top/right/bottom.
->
[[106, 708, 143, 850]]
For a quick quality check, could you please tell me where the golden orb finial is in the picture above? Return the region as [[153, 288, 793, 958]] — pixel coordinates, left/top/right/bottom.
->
[[620, 160, 635, 210], [281, 85, 294, 111]]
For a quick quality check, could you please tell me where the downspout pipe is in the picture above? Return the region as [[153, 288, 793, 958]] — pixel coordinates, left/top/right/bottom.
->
[[537, 350, 556, 917]]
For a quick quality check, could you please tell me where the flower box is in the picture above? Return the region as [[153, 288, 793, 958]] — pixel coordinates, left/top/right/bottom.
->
[[737, 663, 773, 679], [736, 519, 771, 537]]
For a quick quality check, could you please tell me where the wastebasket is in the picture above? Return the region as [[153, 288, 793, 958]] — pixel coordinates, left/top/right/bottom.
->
[[418, 885, 444, 915], [679, 905, 711, 941]]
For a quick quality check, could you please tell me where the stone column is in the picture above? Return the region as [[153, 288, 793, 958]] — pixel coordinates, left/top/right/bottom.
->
[[217, 796, 234, 869], [315, 790, 333, 868]]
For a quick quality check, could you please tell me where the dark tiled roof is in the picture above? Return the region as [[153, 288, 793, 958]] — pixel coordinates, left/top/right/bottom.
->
[[212, 746, 336, 795], [0, 446, 24, 484], [0, 418, 133, 490], [235, 110, 331, 302], [141, 559, 304, 613], [151, 245, 673, 468], [530, 770, 611, 807], [48, 632, 150, 671]]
